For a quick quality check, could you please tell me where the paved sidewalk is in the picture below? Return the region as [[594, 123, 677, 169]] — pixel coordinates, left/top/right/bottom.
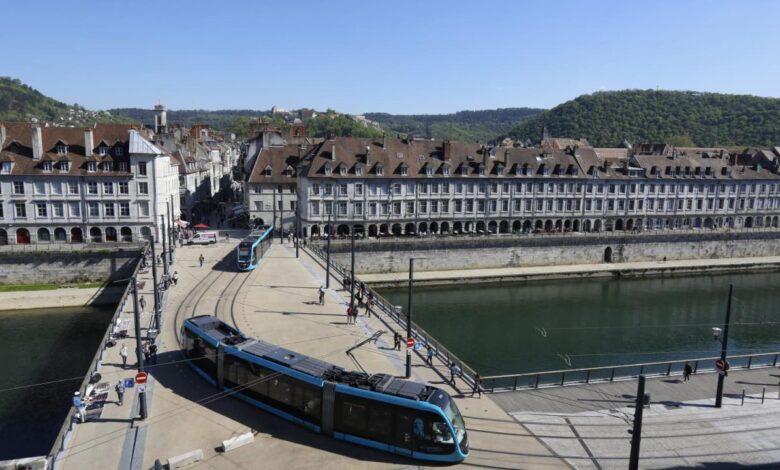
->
[[358, 255, 780, 285]]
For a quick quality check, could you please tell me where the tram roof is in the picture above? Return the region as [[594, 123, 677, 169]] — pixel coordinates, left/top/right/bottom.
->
[[240, 226, 271, 244], [187, 315, 432, 401]]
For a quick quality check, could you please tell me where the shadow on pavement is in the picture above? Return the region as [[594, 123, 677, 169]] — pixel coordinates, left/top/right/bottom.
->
[[151, 351, 437, 466]]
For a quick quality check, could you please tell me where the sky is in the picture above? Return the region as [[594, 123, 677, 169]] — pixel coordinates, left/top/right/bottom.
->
[[3, 0, 780, 114]]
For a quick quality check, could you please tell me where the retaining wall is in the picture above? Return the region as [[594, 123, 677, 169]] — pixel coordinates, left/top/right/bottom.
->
[[0, 246, 143, 285], [318, 231, 780, 273]]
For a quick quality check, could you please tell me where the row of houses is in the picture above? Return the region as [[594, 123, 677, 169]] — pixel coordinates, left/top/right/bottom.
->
[[0, 105, 239, 245], [244, 131, 780, 238]]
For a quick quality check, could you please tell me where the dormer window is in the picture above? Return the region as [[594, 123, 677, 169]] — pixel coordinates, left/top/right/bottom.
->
[[400, 165, 408, 176], [2, 162, 13, 174], [542, 165, 550, 176], [42, 161, 52, 172], [115, 147, 123, 156], [442, 166, 450, 176], [60, 161, 70, 172], [324, 164, 332, 176], [263, 165, 272, 176], [103, 162, 112, 171], [478, 164, 485, 176], [425, 166, 433, 176], [356, 166, 363, 176], [339, 165, 346, 176], [496, 164, 504, 175], [284, 166, 294, 176], [376, 164, 384, 176], [57, 144, 68, 155], [87, 161, 97, 172], [99, 145, 108, 156]]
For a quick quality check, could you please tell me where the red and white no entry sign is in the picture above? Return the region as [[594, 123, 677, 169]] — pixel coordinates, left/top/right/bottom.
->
[[135, 372, 148, 384], [714, 359, 729, 371], [406, 337, 415, 348]]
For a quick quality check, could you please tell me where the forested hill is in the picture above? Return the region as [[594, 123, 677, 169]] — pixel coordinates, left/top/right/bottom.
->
[[365, 108, 544, 143], [109, 108, 268, 131], [507, 90, 780, 148], [0, 77, 130, 125]]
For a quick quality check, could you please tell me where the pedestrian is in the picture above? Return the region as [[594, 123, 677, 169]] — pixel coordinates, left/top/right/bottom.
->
[[426, 345, 434, 366], [683, 362, 692, 382], [120, 344, 128, 369], [303, 239, 307, 248], [318, 286, 325, 305], [394, 333, 401, 351], [199, 254, 204, 267], [139, 296, 146, 313], [471, 373, 483, 398], [449, 362, 460, 384], [360, 281, 366, 296], [346, 306, 353, 324], [365, 294, 373, 318], [72, 391, 87, 423], [115, 380, 125, 406], [143, 342, 151, 364], [172, 271, 179, 286], [149, 343, 158, 365], [356, 291, 363, 309]]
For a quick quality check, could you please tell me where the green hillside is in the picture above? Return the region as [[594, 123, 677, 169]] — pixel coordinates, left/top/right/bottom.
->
[[508, 90, 780, 148], [109, 108, 269, 132], [0, 77, 131, 125], [365, 108, 543, 143]]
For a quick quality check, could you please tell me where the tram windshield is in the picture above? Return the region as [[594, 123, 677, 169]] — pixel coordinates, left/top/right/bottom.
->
[[238, 247, 250, 260], [428, 390, 466, 443]]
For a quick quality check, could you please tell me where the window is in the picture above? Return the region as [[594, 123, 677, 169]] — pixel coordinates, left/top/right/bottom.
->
[[53, 202, 64, 217], [60, 161, 70, 172], [442, 183, 450, 193], [325, 201, 333, 215], [443, 166, 450, 176], [36, 203, 47, 218], [15, 203, 26, 218], [139, 201, 149, 217], [455, 183, 463, 194], [119, 182, 129, 194], [42, 161, 52, 172], [103, 182, 113, 194], [393, 183, 402, 194], [87, 161, 97, 172], [393, 202, 401, 215], [69, 202, 80, 217], [407, 201, 415, 214], [420, 201, 428, 213], [368, 203, 376, 216], [138, 162, 147, 176], [324, 184, 333, 196], [311, 202, 320, 216], [0, 204, 3, 218], [339, 184, 348, 196], [356, 166, 363, 176], [355, 183, 363, 196], [466, 200, 474, 212], [431, 201, 439, 213], [1, 162, 11, 174], [88, 202, 99, 217], [502, 200, 509, 212], [138, 182, 148, 195], [400, 166, 408, 176], [51, 182, 62, 195], [376, 165, 384, 176], [354, 202, 363, 215], [432, 183, 439, 194], [68, 181, 79, 194], [115, 147, 123, 156], [311, 183, 320, 195], [14, 181, 24, 194], [104, 203, 115, 217], [477, 200, 485, 212], [442, 200, 449, 213], [87, 182, 98, 194], [34, 182, 46, 194], [57, 144, 68, 154]]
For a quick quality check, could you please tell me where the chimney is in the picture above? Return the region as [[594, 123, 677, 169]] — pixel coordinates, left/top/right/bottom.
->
[[0, 123, 5, 148], [31, 124, 43, 160], [382, 133, 386, 148], [365, 145, 370, 166], [84, 127, 94, 157], [443, 140, 451, 161], [331, 143, 336, 160]]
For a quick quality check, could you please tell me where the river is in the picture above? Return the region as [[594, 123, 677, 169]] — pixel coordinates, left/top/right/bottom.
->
[[378, 271, 780, 376], [0, 306, 112, 460]]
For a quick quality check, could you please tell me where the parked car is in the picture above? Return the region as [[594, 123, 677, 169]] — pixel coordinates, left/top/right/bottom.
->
[[187, 231, 218, 245]]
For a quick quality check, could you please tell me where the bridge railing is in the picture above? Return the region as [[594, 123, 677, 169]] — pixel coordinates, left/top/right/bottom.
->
[[305, 244, 477, 387], [482, 351, 780, 393], [47, 244, 148, 468]]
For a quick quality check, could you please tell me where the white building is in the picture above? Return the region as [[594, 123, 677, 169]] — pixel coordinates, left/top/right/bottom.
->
[[0, 122, 180, 245]]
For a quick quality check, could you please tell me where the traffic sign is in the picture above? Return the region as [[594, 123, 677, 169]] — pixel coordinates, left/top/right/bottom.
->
[[715, 359, 729, 371], [135, 372, 148, 384], [406, 337, 415, 348]]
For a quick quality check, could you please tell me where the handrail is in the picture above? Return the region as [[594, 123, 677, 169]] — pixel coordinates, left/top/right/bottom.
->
[[47, 243, 149, 468], [482, 351, 780, 393], [304, 244, 477, 388]]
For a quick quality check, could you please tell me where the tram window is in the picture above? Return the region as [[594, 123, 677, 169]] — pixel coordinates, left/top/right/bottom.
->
[[413, 411, 455, 454], [367, 405, 393, 443], [184, 330, 217, 379], [395, 412, 413, 450], [336, 395, 368, 436], [269, 376, 293, 405]]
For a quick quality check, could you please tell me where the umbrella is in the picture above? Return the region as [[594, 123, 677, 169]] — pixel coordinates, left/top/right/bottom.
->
[[193, 223, 210, 229]]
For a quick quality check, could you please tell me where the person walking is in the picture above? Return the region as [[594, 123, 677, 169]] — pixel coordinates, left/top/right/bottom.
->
[[172, 271, 179, 286], [139, 295, 146, 314], [449, 362, 460, 384], [72, 391, 87, 423], [318, 286, 325, 305], [120, 344, 128, 369], [346, 306, 352, 324], [471, 373, 483, 398], [115, 380, 125, 406], [149, 343, 158, 365], [365, 294, 373, 318], [143, 343, 151, 364], [683, 362, 693, 382], [199, 254, 205, 267], [426, 345, 434, 366]]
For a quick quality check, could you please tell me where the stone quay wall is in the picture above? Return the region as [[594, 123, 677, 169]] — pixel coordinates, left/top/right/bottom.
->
[[0, 244, 144, 285], [317, 231, 780, 274]]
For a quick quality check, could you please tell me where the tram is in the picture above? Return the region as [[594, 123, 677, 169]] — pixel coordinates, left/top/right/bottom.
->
[[236, 226, 273, 271], [182, 316, 469, 462]]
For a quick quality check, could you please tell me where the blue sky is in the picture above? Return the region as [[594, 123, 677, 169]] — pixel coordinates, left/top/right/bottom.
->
[[3, 0, 779, 114]]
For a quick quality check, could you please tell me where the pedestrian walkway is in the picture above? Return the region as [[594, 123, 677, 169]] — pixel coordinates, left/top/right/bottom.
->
[[358, 255, 780, 285]]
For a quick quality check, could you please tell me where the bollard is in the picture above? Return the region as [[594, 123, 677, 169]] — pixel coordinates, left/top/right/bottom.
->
[[762, 387, 766, 404], [741, 389, 745, 406]]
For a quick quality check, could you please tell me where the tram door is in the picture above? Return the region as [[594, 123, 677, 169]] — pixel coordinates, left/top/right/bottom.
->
[[393, 410, 414, 457]]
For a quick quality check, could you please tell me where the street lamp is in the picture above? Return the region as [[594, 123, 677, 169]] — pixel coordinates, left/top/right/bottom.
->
[[405, 257, 425, 379], [713, 284, 733, 408]]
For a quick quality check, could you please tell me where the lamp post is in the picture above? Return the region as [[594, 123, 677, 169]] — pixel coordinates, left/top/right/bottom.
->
[[714, 284, 734, 408], [131, 276, 147, 420], [349, 228, 355, 311], [160, 216, 169, 278], [295, 206, 300, 259], [280, 187, 285, 244], [326, 212, 332, 289], [150, 235, 160, 331], [405, 257, 424, 379], [167, 198, 175, 264]]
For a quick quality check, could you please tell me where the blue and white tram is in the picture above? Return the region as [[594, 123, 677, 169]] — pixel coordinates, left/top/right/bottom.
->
[[182, 316, 469, 462], [236, 226, 273, 271]]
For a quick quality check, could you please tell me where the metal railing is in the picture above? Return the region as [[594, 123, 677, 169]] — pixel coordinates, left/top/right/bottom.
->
[[47, 244, 148, 468], [482, 351, 780, 393], [305, 244, 477, 388]]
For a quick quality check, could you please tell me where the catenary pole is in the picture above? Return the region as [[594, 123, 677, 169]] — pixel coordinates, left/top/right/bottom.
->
[[715, 284, 733, 408], [161, 215, 169, 278], [326, 213, 332, 289], [628, 375, 646, 470], [150, 235, 160, 331], [406, 258, 414, 378], [132, 276, 148, 420]]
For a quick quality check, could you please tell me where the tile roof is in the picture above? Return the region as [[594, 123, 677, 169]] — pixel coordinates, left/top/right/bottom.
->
[[246, 144, 306, 184]]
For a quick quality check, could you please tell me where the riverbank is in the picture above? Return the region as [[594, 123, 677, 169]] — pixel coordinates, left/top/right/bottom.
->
[[360, 255, 780, 287], [0, 285, 126, 311]]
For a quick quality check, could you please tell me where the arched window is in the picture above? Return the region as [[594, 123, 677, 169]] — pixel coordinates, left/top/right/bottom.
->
[[120, 227, 133, 242], [71, 227, 83, 242], [54, 227, 67, 241], [37, 228, 51, 242], [105, 227, 118, 242], [140, 227, 152, 240], [0, 229, 8, 245], [90, 227, 103, 243], [16, 228, 31, 244]]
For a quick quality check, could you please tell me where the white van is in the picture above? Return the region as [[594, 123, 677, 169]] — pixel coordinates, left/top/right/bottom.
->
[[187, 231, 218, 245]]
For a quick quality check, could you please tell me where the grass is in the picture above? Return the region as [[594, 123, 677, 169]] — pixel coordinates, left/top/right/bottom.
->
[[0, 281, 108, 292]]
